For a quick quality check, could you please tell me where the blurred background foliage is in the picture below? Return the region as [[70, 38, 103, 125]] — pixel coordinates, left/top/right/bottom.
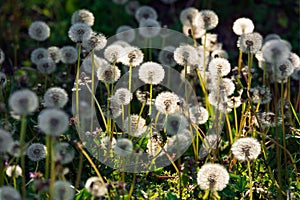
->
[[0, 0, 299, 69]]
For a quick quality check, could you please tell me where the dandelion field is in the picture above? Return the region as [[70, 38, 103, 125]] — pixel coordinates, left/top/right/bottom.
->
[[0, 0, 299, 199]]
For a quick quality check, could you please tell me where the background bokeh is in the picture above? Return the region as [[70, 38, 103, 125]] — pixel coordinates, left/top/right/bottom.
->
[[0, 0, 299, 71]]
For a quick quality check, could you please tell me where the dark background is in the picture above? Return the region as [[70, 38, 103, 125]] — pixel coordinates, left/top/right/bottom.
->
[[0, 0, 299, 69]]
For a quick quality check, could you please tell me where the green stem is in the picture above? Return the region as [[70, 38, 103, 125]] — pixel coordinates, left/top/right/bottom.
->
[[280, 81, 288, 184], [90, 50, 95, 133], [238, 49, 243, 74], [49, 137, 56, 200], [75, 43, 82, 132], [45, 135, 50, 179], [247, 160, 253, 200], [149, 83, 153, 116], [20, 115, 27, 199]]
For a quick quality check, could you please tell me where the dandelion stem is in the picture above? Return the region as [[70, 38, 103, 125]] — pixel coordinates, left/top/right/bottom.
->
[[225, 114, 233, 144], [247, 159, 253, 200], [238, 49, 243, 74], [75, 43, 82, 133], [49, 137, 56, 200], [75, 142, 105, 184], [75, 152, 83, 189], [20, 115, 27, 199], [149, 83, 153, 116], [90, 50, 95, 133], [280, 81, 288, 184]]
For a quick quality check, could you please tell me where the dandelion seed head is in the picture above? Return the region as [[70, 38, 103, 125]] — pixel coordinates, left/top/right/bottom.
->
[[26, 143, 47, 162], [125, 1, 141, 16], [164, 129, 192, 153], [231, 137, 261, 161], [104, 44, 123, 63], [124, 114, 147, 137], [6, 165, 22, 178], [82, 31, 107, 51], [28, 21, 50, 41], [53, 181, 74, 200], [180, 7, 199, 26], [82, 54, 108, 74], [262, 39, 291, 64], [232, 17, 254, 35], [250, 86, 272, 104], [196, 10, 219, 30], [108, 95, 122, 118], [119, 46, 144, 67], [31, 48, 49, 65], [0, 72, 7, 89], [85, 177, 108, 197], [197, 163, 229, 191], [275, 60, 294, 81], [155, 92, 180, 114], [208, 57, 231, 77], [135, 6, 158, 22], [116, 25, 136, 43], [8, 141, 22, 157], [158, 46, 177, 67], [288, 52, 300, 68], [139, 19, 161, 38], [9, 89, 39, 115], [0, 129, 13, 153], [54, 143, 75, 164], [97, 64, 121, 84], [37, 58, 56, 74], [44, 87, 68, 108], [182, 24, 205, 39], [164, 114, 188, 136], [256, 112, 281, 128], [208, 92, 231, 113], [114, 88, 132, 105], [48, 46, 61, 63], [0, 186, 21, 200], [174, 45, 199, 66], [189, 105, 209, 125], [263, 33, 281, 44], [238, 32, 263, 54], [60, 46, 78, 64], [68, 23, 92, 43], [139, 62, 165, 84], [71, 9, 94, 26], [114, 138, 133, 156], [227, 95, 242, 109], [38, 109, 69, 136], [211, 49, 229, 59]]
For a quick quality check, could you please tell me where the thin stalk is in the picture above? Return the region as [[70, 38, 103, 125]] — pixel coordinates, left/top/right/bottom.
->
[[76, 142, 105, 184], [247, 53, 253, 91], [234, 106, 239, 137], [238, 49, 243, 74], [280, 81, 288, 184], [75, 152, 83, 189], [247, 159, 253, 200], [90, 50, 95, 133], [49, 137, 56, 200], [225, 114, 233, 144], [20, 115, 27, 199], [149, 83, 153, 116], [75, 43, 82, 132]]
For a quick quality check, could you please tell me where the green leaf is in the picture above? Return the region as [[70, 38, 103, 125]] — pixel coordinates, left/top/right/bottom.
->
[[166, 192, 179, 200], [75, 189, 91, 200]]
